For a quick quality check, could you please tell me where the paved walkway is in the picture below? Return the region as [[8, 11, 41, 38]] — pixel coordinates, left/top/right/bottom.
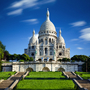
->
[[0, 72, 25, 90], [65, 72, 90, 90]]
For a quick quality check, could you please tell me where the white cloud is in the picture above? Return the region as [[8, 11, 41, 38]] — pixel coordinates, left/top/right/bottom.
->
[[70, 21, 86, 27], [71, 39, 78, 41], [7, 0, 56, 15], [77, 47, 83, 50], [39, 0, 56, 5], [10, 0, 37, 9], [79, 28, 90, 41], [7, 9, 22, 15], [22, 19, 39, 24]]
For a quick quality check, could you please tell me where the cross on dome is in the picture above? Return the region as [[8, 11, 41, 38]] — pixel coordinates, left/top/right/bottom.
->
[[33, 29, 35, 36], [46, 8, 50, 20], [59, 29, 61, 36]]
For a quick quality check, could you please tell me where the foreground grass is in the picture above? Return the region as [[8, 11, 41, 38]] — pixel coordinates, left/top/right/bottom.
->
[[75, 72, 90, 79], [0, 71, 16, 80], [16, 79, 75, 90], [26, 72, 65, 78]]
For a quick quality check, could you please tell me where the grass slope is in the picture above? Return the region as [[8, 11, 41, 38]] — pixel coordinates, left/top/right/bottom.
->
[[16, 79, 75, 90], [26, 72, 65, 78], [0, 71, 16, 80], [75, 72, 90, 79]]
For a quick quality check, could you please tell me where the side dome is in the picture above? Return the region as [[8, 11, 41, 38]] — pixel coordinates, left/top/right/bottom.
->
[[58, 30, 65, 44], [40, 9, 56, 32], [29, 30, 37, 44]]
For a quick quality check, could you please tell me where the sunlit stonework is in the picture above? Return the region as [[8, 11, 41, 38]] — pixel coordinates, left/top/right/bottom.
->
[[24, 9, 70, 62]]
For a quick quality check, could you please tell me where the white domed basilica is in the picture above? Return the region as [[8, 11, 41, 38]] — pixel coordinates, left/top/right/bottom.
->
[[24, 9, 70, 62], [3, 9, 81, 72]]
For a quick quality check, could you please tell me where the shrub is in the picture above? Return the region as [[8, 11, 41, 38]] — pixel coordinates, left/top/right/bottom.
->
[[80, 74, 82, 76], [71, 60, 75, 62], [8, 73, 11, 76], [57, 59, 62, 62], [29, 57, 34, 61], [19, 60, 24, 62]]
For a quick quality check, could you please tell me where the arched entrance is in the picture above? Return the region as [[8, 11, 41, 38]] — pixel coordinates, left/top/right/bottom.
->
[[42, 67, 50, 72], [26, 67, 33, 72], [57, 68, 65, 72]]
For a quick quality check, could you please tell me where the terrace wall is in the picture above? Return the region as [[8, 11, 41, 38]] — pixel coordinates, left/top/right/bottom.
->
[[12, 62, 78, 72]]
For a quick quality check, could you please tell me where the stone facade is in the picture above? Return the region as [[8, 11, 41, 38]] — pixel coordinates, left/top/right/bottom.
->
[[24, 9, 70, 61]]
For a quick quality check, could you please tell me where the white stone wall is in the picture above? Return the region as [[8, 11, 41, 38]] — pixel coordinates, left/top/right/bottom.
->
[[12, 62, 78, 72]]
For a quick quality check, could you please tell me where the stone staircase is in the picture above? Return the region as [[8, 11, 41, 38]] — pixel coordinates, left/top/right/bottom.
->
[[0, 72, 25, 90], [65, 72, 90, 90]]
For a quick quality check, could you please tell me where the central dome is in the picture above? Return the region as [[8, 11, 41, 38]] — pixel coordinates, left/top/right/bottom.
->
[[40, 9, 56, 32], [40, 20, 56, 31]]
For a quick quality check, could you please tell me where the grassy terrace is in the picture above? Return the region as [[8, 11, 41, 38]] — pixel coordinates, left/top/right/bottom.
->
[[0, 71, 16, 80], [16, 79, 75, 90], [16, 72, 76, 90], [26, 72, 65, 78], [75, 72, 90, 79]]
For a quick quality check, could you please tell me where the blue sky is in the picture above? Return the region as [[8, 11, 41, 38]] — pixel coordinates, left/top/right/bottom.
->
[[0, 0, 90, 57]]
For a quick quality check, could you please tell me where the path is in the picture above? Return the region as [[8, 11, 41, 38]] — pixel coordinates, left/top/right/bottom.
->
[[0, 72, 25, 90], [65, 72, 90, 90]]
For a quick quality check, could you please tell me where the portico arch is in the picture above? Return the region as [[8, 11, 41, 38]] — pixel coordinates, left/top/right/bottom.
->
[[38, 58, 42, 62], [49, 58, 53, 62], [26, 67, 33, 72], [42, 67, 50, 72], [57, 68, 65, 72], [44, 58, 47, 62]]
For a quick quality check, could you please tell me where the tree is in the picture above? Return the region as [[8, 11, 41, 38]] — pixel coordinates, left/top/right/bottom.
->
[[0, 48, 4, 71], [0, 48, 4, 59], [0, 41, 10, 61], [9, 54, 18, 60], [82, 58, 90, 72], [29, 57, 34, 61], [71, 55, 89, 62], [3, 50, 9, 60], [21, 54, 30, 61], [0, 41, 5, 51], [62, 58, 70, 62], [13, 54, 18, 60], [17, 54, 21, 61], [6, 54, 11, 61]]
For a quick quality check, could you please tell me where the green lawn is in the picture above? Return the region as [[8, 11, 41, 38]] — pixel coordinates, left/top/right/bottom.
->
[[75, 72, 90, 79], [0, 71, 16, 80], [2, 61, 12, 63], [16, 79, 76, 90], [26, 72, 65, 78]]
